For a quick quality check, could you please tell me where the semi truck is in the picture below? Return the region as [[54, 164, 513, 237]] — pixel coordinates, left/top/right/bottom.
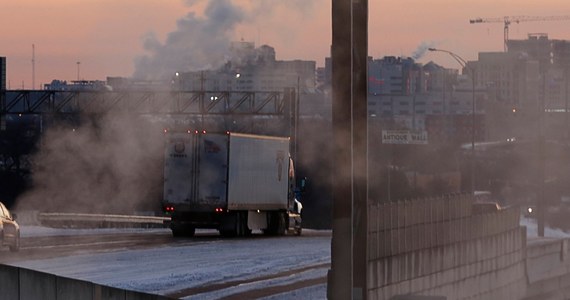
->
[[162, 131, 303, 237]]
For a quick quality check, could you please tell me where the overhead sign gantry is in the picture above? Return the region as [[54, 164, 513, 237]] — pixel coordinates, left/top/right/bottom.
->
[[0, 90, 291, 116]]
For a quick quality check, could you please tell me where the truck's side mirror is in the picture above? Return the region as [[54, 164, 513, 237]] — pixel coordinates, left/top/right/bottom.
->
[[300, 177, 308, 192]]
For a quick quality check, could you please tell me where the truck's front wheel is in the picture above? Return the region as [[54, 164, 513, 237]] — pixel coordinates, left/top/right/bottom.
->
[[295, 227, 302, 236]]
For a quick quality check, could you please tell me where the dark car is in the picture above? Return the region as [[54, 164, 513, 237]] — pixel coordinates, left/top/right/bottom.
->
[[472, 202, 502, 215], [0, 202, 20, 252]]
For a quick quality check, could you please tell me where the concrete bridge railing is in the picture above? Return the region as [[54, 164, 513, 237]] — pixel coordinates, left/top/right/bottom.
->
[[0, 264, 170, 300], [523, 237, 570, 300], [367, 194, 527, 300]]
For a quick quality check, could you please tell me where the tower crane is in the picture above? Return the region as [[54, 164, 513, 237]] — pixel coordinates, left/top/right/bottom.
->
[[469, 15, 570, 52]]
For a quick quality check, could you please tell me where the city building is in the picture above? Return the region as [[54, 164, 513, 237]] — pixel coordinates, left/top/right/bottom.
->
[[505, 34, 570, 110], [364, 56, 485, 144], [0, 56, 5, 130], [43, 80, 110, 91], [468, 52, 540, 109], [507, 33, 553, 70], [174, 42, 317, 93], [318, 53, 488, 144], [368, 56, 428, 96], [474, 34, 570, 141]]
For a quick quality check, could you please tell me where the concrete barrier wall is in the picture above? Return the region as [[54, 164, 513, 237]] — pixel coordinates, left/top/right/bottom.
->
[[523, 238, 570, 300], [368, 194, 527, 300], [0, 264, 171, 300], [0, 264, 21, 300], [526, 238, 570, 284]]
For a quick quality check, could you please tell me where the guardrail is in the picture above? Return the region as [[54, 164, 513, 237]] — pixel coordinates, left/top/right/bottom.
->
[[34, 212, 169, 229]]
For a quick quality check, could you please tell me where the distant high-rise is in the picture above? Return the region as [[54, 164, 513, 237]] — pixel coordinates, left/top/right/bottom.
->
[[0, 56, 5, 90], [0, 56, 5, 131]]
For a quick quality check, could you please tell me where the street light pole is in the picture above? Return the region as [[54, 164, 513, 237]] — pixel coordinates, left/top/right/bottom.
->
[[428, 48, 476, 196]]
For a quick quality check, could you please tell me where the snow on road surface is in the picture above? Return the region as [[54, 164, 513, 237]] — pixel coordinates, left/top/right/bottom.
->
[[521, 216, 570, 238], [10, 226, 330, 299], [9, 216, 561, 299], [20, 225, 170, 238]]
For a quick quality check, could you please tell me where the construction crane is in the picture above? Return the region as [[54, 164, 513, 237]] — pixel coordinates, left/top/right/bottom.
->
[[469, 15, 570, 52]]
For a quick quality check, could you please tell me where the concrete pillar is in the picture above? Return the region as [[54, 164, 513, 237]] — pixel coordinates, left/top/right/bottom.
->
[[329, 1, 368, 298]]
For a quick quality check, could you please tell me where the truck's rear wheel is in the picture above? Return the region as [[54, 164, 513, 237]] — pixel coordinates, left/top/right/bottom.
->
[[219, 229, 236, 237], [171, 226, 195, 237], [220, 212, 251, 237], [237, 211, 251, 236], [264, 212, 286, 236]]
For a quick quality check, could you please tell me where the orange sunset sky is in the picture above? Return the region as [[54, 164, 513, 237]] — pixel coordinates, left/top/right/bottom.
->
[[2, 0, 570, 89]]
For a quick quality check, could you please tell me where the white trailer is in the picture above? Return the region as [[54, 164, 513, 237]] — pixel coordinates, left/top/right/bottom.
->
[[162, 131, 302, 237]]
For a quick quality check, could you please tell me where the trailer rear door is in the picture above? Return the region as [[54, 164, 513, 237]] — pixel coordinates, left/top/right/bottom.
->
[[196, 133, 229, 210], [163, 132, 196, 206]]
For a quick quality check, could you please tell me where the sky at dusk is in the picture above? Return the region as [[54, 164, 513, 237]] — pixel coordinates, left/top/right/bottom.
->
[[2, 0, 570, 89]]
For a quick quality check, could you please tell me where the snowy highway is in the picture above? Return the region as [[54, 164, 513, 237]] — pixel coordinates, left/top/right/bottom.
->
[[0, 227, 330, 299], [2, 217, 560, 299]]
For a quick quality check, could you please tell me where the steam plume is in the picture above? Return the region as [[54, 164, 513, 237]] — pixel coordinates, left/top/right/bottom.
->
[[133, 0, 316, 80], [133, 0, 245, 80], [16, 0, 319, 215], [16, 114, 164, 214], [412, 41, 437, 60]]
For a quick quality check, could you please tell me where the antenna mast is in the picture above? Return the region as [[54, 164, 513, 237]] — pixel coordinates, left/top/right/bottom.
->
[[32, 44, 35, 89], [76, 61, 80, 81]]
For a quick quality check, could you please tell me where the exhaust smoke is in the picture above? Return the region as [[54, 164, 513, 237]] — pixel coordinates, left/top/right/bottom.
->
[[16, 114, 164, 214]]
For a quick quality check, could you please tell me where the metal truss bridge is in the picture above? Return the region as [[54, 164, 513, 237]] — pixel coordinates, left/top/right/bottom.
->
[[0, 89, 295, 116]]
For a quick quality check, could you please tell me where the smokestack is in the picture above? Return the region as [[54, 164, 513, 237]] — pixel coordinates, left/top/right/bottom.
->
[[32, 44, 35, 90]]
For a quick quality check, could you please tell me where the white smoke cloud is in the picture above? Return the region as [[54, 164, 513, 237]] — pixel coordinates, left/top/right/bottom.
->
[[133, 0, 246, 80], [412, 41, 437, 60], [16, 114, 165, 214], [15, 0, 320, 215], [133, 0, 317, 80]]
